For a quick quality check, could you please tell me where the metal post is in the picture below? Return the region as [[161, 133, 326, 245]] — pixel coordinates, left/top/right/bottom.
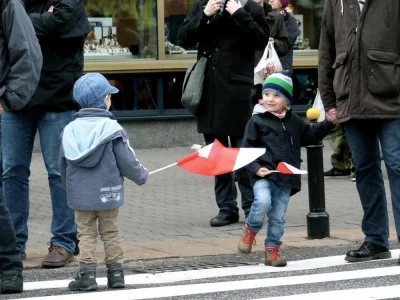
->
[[305, 118, 330, 239]]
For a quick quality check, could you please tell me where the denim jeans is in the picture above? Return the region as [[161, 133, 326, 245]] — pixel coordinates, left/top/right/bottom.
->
[[204, 134, 254, 215], [1, 110, 77, 253], [246, 179, 291, 247], [344, 119, 400, 247], [0, 118, 23, 275]]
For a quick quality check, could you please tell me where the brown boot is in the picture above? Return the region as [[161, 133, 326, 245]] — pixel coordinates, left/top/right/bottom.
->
[[42, 244, 74, 268], [264, 247, 287, 267], [238, 226, 257, 254]]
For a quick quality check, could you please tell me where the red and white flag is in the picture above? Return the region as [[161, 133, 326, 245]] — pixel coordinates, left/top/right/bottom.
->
[[276, 162, 308, 174], [176, 139, 265, 176]]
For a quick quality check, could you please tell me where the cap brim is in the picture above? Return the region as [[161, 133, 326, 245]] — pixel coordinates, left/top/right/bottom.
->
[[110, 86, 119, 94]]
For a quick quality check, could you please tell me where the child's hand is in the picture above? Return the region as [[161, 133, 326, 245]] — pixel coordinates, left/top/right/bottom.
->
[[256, 167, 271, 177], [48, 5, 54, 12]]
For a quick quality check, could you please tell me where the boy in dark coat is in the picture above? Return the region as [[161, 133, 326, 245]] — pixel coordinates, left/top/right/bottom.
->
[[238, 72, 333, 266]]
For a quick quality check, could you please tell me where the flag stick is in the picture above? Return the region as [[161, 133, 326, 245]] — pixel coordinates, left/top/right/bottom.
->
[[149, 162, 178, 175]]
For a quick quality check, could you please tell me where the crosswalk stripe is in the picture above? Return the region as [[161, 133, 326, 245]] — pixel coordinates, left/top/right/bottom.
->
[[18, 266, 400, 300], [254, 285, 400, 300], [24, 249, 400, 291]]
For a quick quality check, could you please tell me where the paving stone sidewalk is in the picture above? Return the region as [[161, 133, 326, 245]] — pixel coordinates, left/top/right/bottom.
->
[[23, 141, 394, 268]]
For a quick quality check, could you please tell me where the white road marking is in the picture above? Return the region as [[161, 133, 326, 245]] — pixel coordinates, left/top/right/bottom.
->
[[254, 285, 400, 300], [19, 265, 400, 300], [24, 249, 400, 291]]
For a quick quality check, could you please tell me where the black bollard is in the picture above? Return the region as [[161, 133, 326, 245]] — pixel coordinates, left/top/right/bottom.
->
[[305, 119, 330, 239]]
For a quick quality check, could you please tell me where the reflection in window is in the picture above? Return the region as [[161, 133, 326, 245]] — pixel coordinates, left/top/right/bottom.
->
[[287, 0, 324, 51], [84, 0, 158, 60], [106, 77, 158, 111], [164, 0, 197, 57]]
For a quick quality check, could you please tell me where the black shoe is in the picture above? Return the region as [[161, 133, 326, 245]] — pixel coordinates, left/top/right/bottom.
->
[[68, 269, 98, 291], [1, 274, 23, 294], [324, 168, 351, 177], [345, 242, 391, 262], [210, 210, 239, 227], [107, 264, 125, 289]]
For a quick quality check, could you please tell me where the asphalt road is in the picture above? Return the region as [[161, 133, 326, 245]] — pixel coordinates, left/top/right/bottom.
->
[[3, 243, 400, 300]]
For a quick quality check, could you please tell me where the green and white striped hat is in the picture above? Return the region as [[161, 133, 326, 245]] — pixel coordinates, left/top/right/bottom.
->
[[262, 72, 293, 103]]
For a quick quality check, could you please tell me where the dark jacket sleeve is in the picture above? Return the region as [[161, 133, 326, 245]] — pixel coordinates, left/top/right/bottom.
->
[[230, 2, 269, 51], [272, 15, 289, 57], [0, 0, 43, 111], [113, 136, 149, 186], [300, 118, 334, 147], [28, 0, 79, 36], [285, 14, 299, 48], [318, 0, 336, 112], [177, 1, 213, 48], [242, 118, 264, 174]]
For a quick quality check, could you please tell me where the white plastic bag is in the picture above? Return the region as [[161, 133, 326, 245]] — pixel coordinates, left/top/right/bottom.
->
[[254, 42, 282, 85], [312, 91, 326, 122]]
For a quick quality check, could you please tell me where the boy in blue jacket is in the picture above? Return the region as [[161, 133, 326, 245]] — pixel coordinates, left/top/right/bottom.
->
[[59, 73, 149, 291], [238, 72, 333, 266]]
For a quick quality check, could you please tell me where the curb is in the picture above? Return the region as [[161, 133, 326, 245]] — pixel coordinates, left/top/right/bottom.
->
[[22, 227, 398, 269]]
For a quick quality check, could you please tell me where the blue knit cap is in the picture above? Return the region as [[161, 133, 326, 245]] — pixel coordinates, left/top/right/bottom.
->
[[73, 73, 119, 109]]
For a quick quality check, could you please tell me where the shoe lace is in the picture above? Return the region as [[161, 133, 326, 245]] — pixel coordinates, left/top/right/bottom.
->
[[243, 229, 257, 246], [268, 248, 281, 260], [48, 243, 66, 255]]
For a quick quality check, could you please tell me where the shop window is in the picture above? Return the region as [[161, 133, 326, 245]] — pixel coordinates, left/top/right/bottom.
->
[[84, 0, 158, 60], [105, 75, 159, 113], [164, 0, 197, 59], [287, 0, 324, 54]]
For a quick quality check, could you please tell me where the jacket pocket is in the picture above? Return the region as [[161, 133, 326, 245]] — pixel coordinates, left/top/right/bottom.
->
[[332, 51, 351, 100], [230, 73, 254, 84], [366, 49, 400, 97]]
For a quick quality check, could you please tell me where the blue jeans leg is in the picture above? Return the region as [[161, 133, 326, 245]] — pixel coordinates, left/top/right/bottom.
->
[[344, 120, 388, 247], [204, 134, 239, 215], [38, 111, 76, 253], [2, 111, 36, 252], [379, 120, 400, 243], [246, 179, 272, 231], [0, 118, 23, 274], [265, 184, 291, 247]]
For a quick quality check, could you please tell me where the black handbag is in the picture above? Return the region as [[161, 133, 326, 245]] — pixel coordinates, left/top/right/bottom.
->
[[181, 56, 208, 116]]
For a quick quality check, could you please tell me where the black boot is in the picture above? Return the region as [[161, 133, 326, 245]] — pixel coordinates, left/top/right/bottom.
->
[[107, 263, 125, 289], [345, 242, 391, 262], [1, 274, 23, 294], [210, 210, 239, 227], [68, 265, 98, 291]]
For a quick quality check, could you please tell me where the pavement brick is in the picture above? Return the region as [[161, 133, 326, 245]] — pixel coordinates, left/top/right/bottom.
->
[[23, 141, 394, 268]]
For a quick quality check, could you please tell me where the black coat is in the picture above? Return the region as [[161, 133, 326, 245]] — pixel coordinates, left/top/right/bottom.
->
[[243, 108, 333, 195], [25, 0, 90, 111], [280, 12, 299, 75], [178, 0, 269, 137]]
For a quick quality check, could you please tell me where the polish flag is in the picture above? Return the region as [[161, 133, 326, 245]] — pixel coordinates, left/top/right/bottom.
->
[[176, 139, 265, 176], [276, 162, 308, 174]]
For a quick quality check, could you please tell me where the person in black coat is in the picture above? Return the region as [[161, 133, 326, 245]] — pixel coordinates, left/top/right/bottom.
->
[[2, 0, 90, 269], [269, 0, 299, 75], [178, 0, 269, 227]]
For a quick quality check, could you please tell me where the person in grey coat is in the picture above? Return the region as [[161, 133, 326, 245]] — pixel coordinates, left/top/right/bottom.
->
[[59, 73, 149, 292], [0, 0, 42, 294]]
